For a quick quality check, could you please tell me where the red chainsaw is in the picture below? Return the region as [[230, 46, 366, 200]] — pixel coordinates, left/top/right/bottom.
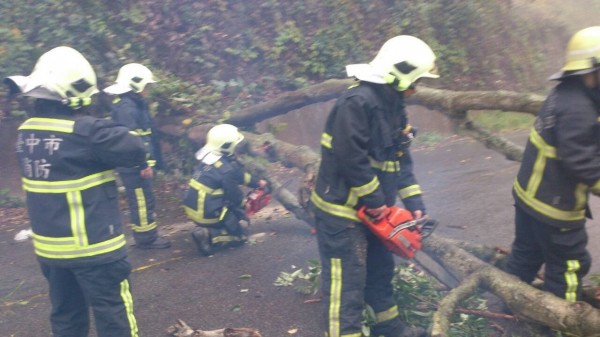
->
[[357, 206, 438, 259], [245, 187, 272, 216]]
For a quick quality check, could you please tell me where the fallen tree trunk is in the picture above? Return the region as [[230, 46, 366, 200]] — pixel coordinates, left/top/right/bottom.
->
[[424, 234, 600, 337], [410, 86, 545, 117], [224, 79, 546, 128], [225, 79, 352, 126]]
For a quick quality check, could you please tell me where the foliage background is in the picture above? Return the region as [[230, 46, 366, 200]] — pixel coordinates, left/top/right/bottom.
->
[[1, 0, 599, 120]]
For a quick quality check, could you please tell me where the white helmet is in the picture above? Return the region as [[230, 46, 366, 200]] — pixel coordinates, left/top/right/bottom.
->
[[4, 46, 98, 108], [346, 35, 439, 91], [195, 124, 244, 164], [103, 63, 156, 95]]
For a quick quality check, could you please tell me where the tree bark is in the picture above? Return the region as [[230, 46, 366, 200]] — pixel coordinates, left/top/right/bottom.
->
[[423, 235, 600, 337], [167, 319, 262, 337], [409, 86, 545, 117], [224, 79, 353, 126], [223, 79, 545, 128]]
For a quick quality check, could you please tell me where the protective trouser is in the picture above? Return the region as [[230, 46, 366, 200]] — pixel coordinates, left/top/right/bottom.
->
[[40, 258, 138, 337], [505, 206, 591, 302], [118, 169, 158, 245], [205, 210, 247, 249], [315, 213, 404, 337]]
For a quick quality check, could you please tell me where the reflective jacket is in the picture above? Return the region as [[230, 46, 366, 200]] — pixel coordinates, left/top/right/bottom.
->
[[110, 92, 156, 170], [513, 77, 600, 228], [17, 109, 147, 267], [310, 81, 425, 222], [183, 156, 260, 225]]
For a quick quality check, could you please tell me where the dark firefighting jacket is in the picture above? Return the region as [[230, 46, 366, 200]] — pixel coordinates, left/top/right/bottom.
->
[[110, 92, 156, 171], [183, 156, 260, 225], [310, 81, 425, 222], [513, 77, 600, 228], [17, 108, 147, 267]]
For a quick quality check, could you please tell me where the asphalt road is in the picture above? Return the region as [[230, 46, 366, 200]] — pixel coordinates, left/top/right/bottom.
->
[[2, 133, 600, 337]]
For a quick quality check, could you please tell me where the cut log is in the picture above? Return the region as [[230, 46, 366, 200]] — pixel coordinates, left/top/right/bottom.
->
[[167, 319, 261, 337]]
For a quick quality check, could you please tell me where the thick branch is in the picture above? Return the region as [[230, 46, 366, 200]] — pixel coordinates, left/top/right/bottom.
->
[[460, 120, 524, 162], [423, 235, 600, 336], [410, 87, 544, 116], [225, 79, 353, 126], [431, 273, 483, 337]]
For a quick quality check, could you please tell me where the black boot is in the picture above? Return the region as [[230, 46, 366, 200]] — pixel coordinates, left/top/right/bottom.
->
[[136, 236, 171, 249], [191, 228, 212, 256]]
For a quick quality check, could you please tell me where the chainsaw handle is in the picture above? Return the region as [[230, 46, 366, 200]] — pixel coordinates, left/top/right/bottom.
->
[[357, 206, 387, 225]]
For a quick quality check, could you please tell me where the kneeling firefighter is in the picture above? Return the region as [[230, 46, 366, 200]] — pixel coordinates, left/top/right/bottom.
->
[[183, 124, 268, 256]]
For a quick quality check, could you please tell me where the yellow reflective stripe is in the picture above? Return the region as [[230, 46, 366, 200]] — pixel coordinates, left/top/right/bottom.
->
[[132, 222, 157, 232], [18, 118, 75, 133], [22, 170, 116, 193], [189, 179, 224, 195], [564, 260, 580, 302], [346, 176, 380, 207], [513, 179, 585, 221], [310, 193, 360, 222], [67, 191, 88, 246], [135, 188, 148, 227], [185, 180, 224, 224], [529, 129, 557, 159], [244, 173, 252, 185], [184, 206, 220, 225], [147, 160, 156, 167], [369, 157, 400, 173], [574, 183, 588, 211], [375, 305, 399, 323], [329, 258, 342, 337], [32, 234, 126, 259], [212, 234, 245, 244], [399, 184, 422, 199], [218, 207, 228, 221], [120, 279, 139, 337], [592, 178, 600, 193], [526, 130, 556, 198], [321, 133, 332, 149], [134, 128, 152, 136]]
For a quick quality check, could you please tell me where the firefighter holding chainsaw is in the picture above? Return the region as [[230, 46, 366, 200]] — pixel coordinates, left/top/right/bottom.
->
[[183, 124, 268, 256], [505, 27, 600, 302], [309, 35, 438, 337]]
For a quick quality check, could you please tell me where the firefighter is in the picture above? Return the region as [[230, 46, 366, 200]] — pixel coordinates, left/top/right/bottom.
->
[[183, 124, 268, 256], [104, 63, 171, 249], [4, 46, 144, 337], [505, 26, 600, 302], [309, 35, 438, 337]]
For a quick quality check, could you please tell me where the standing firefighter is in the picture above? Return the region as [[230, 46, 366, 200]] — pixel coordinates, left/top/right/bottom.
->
[[309, 35, 438, 337], [505, 26, 600, 302], [5, 46, 143, 337], [183, 124, 268, 256], [104, 63, 171, 249]]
